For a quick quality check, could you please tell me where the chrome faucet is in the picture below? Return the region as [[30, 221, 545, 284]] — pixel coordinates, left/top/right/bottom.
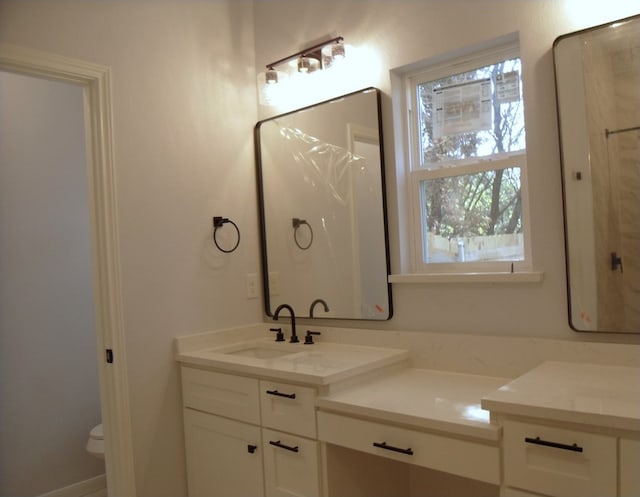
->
[[309, 298, 330, 317], [273, 304, 298, 343]]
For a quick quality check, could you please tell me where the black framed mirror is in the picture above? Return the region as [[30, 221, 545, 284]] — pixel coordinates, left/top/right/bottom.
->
[[554, 15, 639, 333], [254, 88, 392, 320]]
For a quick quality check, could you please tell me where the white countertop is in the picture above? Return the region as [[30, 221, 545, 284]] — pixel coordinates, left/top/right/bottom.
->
[[176, 337, 409, 385], [176, 327, 640, 436], [317, 368, 508, 441], [481, 361, 640, 432]]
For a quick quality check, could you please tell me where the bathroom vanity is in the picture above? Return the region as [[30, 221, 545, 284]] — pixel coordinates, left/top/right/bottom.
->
[[177, 336, 409, 497], [175, 328, 640, 497], [482, 361, 640, 497]]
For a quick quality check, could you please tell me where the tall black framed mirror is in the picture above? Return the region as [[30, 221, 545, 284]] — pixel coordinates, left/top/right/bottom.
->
[[255, 88, 392, 320], [555, 15, 639, 333]]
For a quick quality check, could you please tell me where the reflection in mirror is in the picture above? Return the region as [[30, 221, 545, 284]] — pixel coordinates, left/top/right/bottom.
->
[[255, 88, 392, 320], [554, 15, 639, 333]]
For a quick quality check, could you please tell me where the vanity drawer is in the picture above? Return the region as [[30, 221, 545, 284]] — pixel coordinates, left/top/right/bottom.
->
[[503, 419, 616, 497], [181, 367, 260, 424], [262, 428, 320, 497], [317, 410, 500, 484], [260, 380, 316, 438]]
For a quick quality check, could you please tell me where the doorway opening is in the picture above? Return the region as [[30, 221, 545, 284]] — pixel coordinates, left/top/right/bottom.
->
[[0, 44, 136, 496]]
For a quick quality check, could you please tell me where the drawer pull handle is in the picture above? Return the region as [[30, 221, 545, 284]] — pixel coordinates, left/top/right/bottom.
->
[[247, 444, 258, 454], [524, 436, 583, 453], [269, 440, 299, 453], [266, 389, 296, 399], [373, 441, 414, 456]]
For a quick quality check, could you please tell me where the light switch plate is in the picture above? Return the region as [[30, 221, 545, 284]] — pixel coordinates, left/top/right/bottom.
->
[[246, 273, 258, 299], [268, 271, 280, 296]]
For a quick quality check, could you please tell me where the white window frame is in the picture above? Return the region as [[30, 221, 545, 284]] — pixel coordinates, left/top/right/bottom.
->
[[399, 40, 534, 276]]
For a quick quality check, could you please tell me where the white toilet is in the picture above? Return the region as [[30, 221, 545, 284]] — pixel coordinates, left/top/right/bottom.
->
[[86, 423, 105, 460]]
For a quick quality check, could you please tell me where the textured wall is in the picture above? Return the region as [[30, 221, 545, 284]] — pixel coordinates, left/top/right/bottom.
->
[[0, 2, 260, 495]]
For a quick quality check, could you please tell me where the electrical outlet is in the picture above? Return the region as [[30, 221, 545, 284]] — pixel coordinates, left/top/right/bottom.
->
[[246, 273, 258, 299], [268, 271, 280, 296]]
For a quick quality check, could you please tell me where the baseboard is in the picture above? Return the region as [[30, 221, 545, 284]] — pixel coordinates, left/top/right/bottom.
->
[[39, 474, 106, 497]]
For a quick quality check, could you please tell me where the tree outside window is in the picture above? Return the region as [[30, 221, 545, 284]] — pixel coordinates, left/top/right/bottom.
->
[[410, 56, 528, 265]]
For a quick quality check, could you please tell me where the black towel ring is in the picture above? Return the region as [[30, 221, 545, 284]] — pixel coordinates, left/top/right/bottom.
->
[[213, 216, 240, 253], [292, 218, 313, 250]]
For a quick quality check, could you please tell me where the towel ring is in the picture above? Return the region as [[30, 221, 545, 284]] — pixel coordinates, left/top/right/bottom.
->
[[213, 216, 240, 253], [292, 218, 313, 250]]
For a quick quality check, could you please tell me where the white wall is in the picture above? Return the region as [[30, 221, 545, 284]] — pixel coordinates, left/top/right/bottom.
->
[[253, 0, 640, 341], [0, 71, 104, 496], [0, 1, 260, 496]]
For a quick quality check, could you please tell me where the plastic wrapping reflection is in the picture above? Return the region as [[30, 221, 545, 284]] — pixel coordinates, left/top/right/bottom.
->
[[255, 88, 392, 320]]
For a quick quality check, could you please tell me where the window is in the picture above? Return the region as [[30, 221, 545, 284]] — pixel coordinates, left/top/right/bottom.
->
[[402, 41, 531, 274]]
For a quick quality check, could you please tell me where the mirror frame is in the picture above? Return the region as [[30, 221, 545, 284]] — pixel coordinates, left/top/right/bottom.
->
[[554, 14, 640, 333], [254, 87, 393, 320]]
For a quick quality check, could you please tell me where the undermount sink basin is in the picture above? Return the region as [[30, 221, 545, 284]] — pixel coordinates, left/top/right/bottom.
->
[[224, 346, 294, 359]]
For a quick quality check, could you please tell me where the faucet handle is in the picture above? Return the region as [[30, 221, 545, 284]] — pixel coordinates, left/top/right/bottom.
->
[[304, 330, 321, 345], [270, 327, 285, 342]]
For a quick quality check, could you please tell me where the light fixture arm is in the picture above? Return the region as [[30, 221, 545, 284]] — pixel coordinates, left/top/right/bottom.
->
[[265, 36, 344, 70]]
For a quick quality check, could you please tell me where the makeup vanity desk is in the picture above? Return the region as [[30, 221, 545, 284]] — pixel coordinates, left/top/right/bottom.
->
[[318, 361, 640, 497], [316, 367, 507, 493]]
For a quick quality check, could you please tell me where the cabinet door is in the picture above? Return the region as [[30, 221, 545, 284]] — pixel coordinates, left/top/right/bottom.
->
[[184, 409, 264, 497], [620, 438, 640, 497], [262, 428, 320, 497]]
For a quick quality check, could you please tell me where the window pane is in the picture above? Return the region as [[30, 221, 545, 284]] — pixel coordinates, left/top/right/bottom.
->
[[420, 166, 523, 263], [417, 58, 525, 170]]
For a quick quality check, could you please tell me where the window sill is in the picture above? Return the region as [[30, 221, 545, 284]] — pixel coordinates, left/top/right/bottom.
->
[[388, 271, 544, 284]]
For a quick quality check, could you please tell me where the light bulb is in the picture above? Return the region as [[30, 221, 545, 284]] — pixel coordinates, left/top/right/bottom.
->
[[331, 42, 345, 60], [265, 68, 278, 84], [297, 56, 320, 73]]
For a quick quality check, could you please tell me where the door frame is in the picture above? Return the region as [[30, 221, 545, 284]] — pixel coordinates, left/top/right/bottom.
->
[[0, 43, 136, 496]]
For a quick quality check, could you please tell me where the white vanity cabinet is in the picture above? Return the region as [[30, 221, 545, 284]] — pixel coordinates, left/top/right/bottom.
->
[[181, 366, 322, 497], [497, 417, 640, 497], [259, 380, 320, 497], [502, 419, 617, 497], [481, 362, 640, 497]]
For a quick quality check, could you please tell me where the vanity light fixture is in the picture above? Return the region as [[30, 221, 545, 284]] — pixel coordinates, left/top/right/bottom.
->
[[263, 36, 345, 84]]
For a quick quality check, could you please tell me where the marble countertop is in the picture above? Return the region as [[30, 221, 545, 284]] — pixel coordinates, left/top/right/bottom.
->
[[317, 368, 509, 441], [481, 361, 640, 431], [176, 337, 410, 385], [175, 327, 640, 436]]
